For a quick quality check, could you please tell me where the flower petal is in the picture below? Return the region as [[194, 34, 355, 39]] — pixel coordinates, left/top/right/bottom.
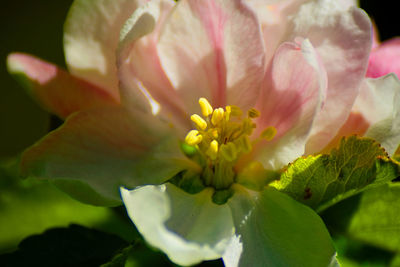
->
[[254, 40, 326, 169], [225, 185, 336, 267], [246, 0, 309, 64], [21, 107, 189, 204], [367, 38, 400, 78], [7, 53, 117, 119], [121, 184, 234, 266], [117, 0, 190, 128], [286, 1, 372, 153], [63, 0, 146, 99], [157, 0, 265, 111], [353, 74, 400, 155]]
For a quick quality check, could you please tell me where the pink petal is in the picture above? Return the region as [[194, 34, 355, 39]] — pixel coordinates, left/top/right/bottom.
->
[[21, 106, 189, 202], [117, 0, 190, 128], [286, 3, 372, 153], [367, 38, 400, 78], [253, 40, 326, 169], [321, 112, 370, 153], [371, 20, 381, 50], [157, 0, 265, 112], [246, 0, 309, 65], [7, 53, 118, 119], [64, 0, 148, 100]]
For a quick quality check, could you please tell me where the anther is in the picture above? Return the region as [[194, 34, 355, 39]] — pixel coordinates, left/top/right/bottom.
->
[[207, 140, 219, 160], [185, 130, 203, 145], [229, 105, 243, 117], [220, 142, 238, 162], [211, 108, 224, 125], [210, 128, 219, 139], [191, 114, 207, 130], [225, 106, 231, 121], [199, 98, 213, 117], [248, 108, 260, 118], [237, 136, 252, 153], [261, 126, 277, 141]]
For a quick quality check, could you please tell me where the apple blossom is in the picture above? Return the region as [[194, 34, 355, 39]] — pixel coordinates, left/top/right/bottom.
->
[[6, 0, 400, 266]]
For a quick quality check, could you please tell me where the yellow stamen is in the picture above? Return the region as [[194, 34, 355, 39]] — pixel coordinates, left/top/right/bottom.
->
[[199, 98, 213, 117], [225, 106, 231, 121], [229, 105, 243, 117], [191, 114, 207, 130], [207, 140, 219, 160], [185, 130, 203, 146], [220, 142, 238, 162], [261, 126, 277, 141], [211, 108, 224, 125], [210, 128, 219, 139], [248, 108, 260, 118], [236, 136, 252, 153]]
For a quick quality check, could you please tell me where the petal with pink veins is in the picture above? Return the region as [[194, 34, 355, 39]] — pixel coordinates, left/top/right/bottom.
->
[[7, 53, 118, 119], [21, 106, 192, 205], [64, 0, 148, 100], [285, 1, 372, 154], [367, 38, 400, 78], [254, 40, 327, 169], [157, 0, 265, 113], [246, 0, 309, 65], [117, 0, 190, 130]]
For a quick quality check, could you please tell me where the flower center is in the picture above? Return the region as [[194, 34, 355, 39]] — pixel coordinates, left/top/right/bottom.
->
[[183, 98, 277, 192]]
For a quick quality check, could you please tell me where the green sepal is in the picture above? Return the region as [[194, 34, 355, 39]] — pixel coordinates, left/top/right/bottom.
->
[[169, 169, 205, 194], [212, 187, 234, 205], [272, 136, 400, 212]]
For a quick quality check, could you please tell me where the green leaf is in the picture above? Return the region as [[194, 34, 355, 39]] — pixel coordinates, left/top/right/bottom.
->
[[332, 235, 394, 267], [227, 186, 336, 267], [101, 245, 133, 267], [0, 225, 128, 266], [322, 183, 400, 254], [271, 136, 400, 212], [0, 160, 136, 252], [391, 254, 400, 267], [123, 243, 177, 267]]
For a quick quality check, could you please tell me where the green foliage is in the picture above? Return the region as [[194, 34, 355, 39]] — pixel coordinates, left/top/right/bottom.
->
[[0, 158, 136, 253], [101, 245, 134, 267], [272, 136, 400, 212], [332, 235, 394, 267], [322, 183, 400, 254]]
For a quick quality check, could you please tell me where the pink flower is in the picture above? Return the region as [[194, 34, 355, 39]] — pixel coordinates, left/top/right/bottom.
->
[[367, 29, 400, 79], [7, 0, 399, 266]]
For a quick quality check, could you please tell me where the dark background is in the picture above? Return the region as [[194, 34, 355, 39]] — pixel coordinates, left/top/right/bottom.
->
[[0, 0, 398, 159]]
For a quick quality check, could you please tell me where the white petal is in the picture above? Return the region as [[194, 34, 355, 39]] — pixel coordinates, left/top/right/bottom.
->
[[121, 184, 234, 266], [354, 74, 400, 155]]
